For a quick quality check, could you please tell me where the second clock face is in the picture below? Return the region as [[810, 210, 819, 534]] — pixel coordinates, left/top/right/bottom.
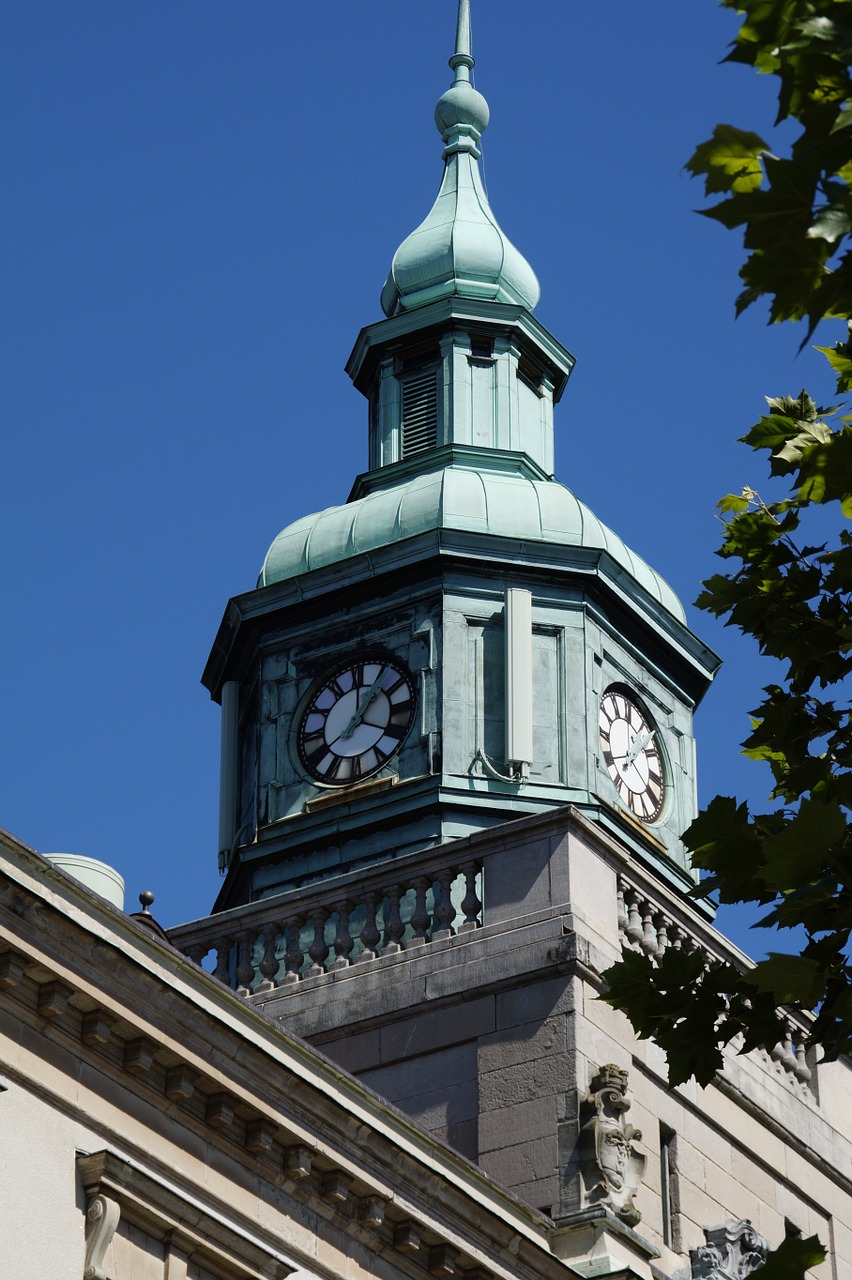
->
[[599, 688, 665, 823], [297, 655, 416, 786]]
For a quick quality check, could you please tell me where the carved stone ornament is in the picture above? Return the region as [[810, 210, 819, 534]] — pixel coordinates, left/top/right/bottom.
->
[[584, 1064, 646, 1227], [84, 1193, 120, 1280], [690, 1219, 769, 1279]]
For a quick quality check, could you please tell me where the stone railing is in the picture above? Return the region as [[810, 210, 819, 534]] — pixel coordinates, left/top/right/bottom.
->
[[616, 874, 814, 1089], [169, 852, 483, 997], [166, 806, 816, 1097]]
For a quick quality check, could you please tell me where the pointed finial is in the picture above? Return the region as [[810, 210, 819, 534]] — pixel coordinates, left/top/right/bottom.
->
[[435, 0, 489, 153], [379, 0, 540, 317], [450, 0, 474, 84]]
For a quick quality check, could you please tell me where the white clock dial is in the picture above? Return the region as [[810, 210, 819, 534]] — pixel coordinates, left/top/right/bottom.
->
[[599, 688, 665, 823], [297, 655, 415, 786]]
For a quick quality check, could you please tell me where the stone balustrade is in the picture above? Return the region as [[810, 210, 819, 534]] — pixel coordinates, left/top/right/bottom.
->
[[169, 853, 483, 996], [616, 874, 814, 1090], [168, 810, 816, 1097]]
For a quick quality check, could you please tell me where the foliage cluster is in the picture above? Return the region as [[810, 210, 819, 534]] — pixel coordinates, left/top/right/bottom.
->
[[602, 4, 852, 1275], [686, 0, 852, 339]]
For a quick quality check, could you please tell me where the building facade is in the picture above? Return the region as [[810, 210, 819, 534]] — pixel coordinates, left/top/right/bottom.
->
[[2, 4, 850, 1279]]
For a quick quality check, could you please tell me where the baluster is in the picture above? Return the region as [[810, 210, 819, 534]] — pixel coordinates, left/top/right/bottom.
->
[[625, 891, 643, 947], [255, 923, 283, 993], [780, 1025, 798, 1074], [214, 936, 234, 987], [331, 901, 354, 970], [769, 1012, 788, 1065], [235, 931, 256, 996], [640, 903, 658, 956], [458, 862, 482, 932], [432, 869, 456, 941], [358, 892, 381, 963], [793, 1036, 812, 1083], [281, 915, 305, 985], [382, 885, 405, 955], [305, 910, 330, 977], [670, 926, 686, 950], [682, 933, 700, 957], [616, 884, 628, 939], [409, 877, 431, 945], [185, 943, 208, 967], [654, 913, 669, 960]]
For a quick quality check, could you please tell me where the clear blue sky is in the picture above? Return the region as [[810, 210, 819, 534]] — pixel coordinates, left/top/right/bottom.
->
[[1, 2, 838, 949]]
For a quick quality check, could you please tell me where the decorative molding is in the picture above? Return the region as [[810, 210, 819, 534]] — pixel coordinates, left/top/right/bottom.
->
[[0, 951, 26, 989], [359, 1196, 386, 1228], [164, 1065, 195, 1102], [690, 1219, 769, 1279], [321, 1170, 350, 1204], [283, 1145, 312, 1179], [205, 1093, 235, 1130], [394, 1221, 422, 1253], [429, 1244, 458, 1276], [77, 1150, 296, 1280], [81, 1012, 113, 1048], [37, 979, 71, 1019], [123, 1037, 156, 1075], [83, 1193, 120, 1280], [245, 1117, 276, 1155], [583, 1064, 645, 1227]]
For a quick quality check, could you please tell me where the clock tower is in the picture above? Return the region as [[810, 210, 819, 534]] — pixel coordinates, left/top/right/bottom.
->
[[203, 1, 719, 912]]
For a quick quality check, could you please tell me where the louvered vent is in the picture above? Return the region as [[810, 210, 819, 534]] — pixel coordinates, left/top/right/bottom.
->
[[401, 368, 438, 458]]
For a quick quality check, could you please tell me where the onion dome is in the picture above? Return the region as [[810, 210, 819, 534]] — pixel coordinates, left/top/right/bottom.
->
[[381, 0, 540, 318]]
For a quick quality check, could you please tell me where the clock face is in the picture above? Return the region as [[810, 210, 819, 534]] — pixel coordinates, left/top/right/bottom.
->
[[599, 688, 665, 823], [297, 655, 416, 786]]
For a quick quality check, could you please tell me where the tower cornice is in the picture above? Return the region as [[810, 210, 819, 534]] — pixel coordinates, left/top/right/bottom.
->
[[346, 297, 575, 401]]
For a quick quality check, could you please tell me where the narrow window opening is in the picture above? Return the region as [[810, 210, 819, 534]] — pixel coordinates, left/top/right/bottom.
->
[[401, 366, 438, 458], [660, 1125, 680, 1251], [469, 336, 493, 361], [394, 342, 440, 374], [517, 353, 543, 393]]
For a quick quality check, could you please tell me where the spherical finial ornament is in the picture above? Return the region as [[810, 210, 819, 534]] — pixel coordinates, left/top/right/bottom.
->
[[435, 1, 489, 145], [138, 890, 155, 913], [435, 80, 490, 142]]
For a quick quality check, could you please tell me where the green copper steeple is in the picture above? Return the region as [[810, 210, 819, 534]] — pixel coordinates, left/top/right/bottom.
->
[[204, 1, 719, 914], [381, 0, 540, 317]]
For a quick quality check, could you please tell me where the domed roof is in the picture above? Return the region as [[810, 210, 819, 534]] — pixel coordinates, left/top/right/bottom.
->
[[258, 462, 686, 624], [380, 0, 539, 318]]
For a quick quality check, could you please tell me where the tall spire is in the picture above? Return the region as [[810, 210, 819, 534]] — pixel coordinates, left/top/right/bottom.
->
[[380, 0, 540, 318], [433, 0, 489, 158], [451, 0, 473, 77]]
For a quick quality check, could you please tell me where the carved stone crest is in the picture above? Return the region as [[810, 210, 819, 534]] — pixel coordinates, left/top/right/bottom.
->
[[690, 1219, 769, 1279], [583, 1064, 645, 1227]]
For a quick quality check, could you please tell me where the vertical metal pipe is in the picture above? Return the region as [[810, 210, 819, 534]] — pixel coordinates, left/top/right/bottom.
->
[[218, 680, 239, 864], [505, 587, 533, 774]]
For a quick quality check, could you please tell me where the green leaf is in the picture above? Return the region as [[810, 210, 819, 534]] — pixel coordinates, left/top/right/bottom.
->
[[607, 0, 852, 1087], [686, 124, 768, 195], [774, 419, 833, 465], [718, 492, 752, 514], [831, 101, 852, 133], [808, 200, 852, 244], [747, 953, 824, 1007], [600, 949, 730, 1088], [816, 342, 852, 394], [751, 1234, 826, 1279], [765, 390, 818, 423]]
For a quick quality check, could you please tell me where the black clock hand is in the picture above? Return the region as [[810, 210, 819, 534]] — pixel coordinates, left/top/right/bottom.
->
[[623, 729, 653, 770], [341, 669, 387, 739]]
